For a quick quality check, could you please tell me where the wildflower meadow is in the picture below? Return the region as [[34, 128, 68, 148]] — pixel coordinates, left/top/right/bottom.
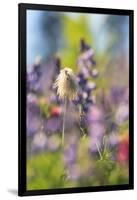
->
[[26, 10, 129, 190]]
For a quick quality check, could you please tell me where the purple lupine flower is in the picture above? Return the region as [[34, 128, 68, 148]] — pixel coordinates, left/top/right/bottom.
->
[[80, 66, 90, 78], [74, 39, 98, 117], [77, 73, 87, 89], [73, 78, 95, 112], [27, 94, 42, 136], [87, 105, 105, 153], [27, 61, 43, 94], [44, 116, 62, 134], [78, 39, 96, 72], [89, 122, 105, 153], [86, 82, 96, 92], [91, 68, 99, 78]]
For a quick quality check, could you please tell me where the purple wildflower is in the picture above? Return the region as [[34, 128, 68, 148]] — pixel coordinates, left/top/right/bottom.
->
[[27, 94, 42, 136], [44, 116, 62, 134], [115, 103, 129, 125]]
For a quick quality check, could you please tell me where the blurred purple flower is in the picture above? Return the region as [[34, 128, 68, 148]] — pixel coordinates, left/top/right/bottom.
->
[[67, 164, 81, 181], [27, 62, 42, 94], [64, 143, 77, 166], [89, 123, 105, 139], [110, 86, 128, 105], [31, 131, 47, 151], [108, 132, 120, 147], [27, 116, 42, 137], [78, 39, 96, 74], [115, 103, 129, 125], [73, 39, 98, 119], [44, 116, 62, 134], [88, 105, 104, 123], [91, 68, 99, 78], [86, 82, 96, 92], [88, 105, 106, 153], [80, 66, 89, 78], [53, 57, 61, 76], [27, 94, 42, 136]]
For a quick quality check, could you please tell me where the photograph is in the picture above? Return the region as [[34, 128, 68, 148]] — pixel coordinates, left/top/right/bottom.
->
[[19, 4, 133, 195]]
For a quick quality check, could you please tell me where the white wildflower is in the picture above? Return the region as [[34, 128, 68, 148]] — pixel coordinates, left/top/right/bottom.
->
[[54, 67, 77, 146], [54, 67, 77, 100]]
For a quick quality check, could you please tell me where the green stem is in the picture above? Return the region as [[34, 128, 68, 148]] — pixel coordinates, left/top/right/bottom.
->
[[95, 140, 102, 160], [78, 105, 86, 137], [39, 104, 44, 131], [103, 135, 108, 155], [62, 97, 67, 146]]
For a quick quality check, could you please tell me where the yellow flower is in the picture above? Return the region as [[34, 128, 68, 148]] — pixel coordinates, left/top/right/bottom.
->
[[54, 67, 77, 100]]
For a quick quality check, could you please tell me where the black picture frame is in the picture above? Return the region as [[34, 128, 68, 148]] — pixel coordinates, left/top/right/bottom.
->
[[18, 3, 134, 196]]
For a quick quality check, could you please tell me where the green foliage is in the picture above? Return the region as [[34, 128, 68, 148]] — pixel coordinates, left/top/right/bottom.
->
[[60, 15, 94, 71], [27, 136, 128, 190], [27, 151, 65, 190]]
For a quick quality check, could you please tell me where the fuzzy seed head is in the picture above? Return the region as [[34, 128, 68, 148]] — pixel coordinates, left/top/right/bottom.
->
[[54, 67, 77, 100]]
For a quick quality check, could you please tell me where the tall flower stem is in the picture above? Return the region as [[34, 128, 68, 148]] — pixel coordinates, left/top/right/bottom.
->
[[95, 140, 102, 160], [62, 97, 67, 146]]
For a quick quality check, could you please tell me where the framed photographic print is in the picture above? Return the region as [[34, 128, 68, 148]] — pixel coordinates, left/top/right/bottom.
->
[[18, 3, 134, 196]]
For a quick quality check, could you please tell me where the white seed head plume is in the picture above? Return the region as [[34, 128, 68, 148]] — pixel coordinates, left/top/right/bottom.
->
[[54, 67, 77, 100]]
